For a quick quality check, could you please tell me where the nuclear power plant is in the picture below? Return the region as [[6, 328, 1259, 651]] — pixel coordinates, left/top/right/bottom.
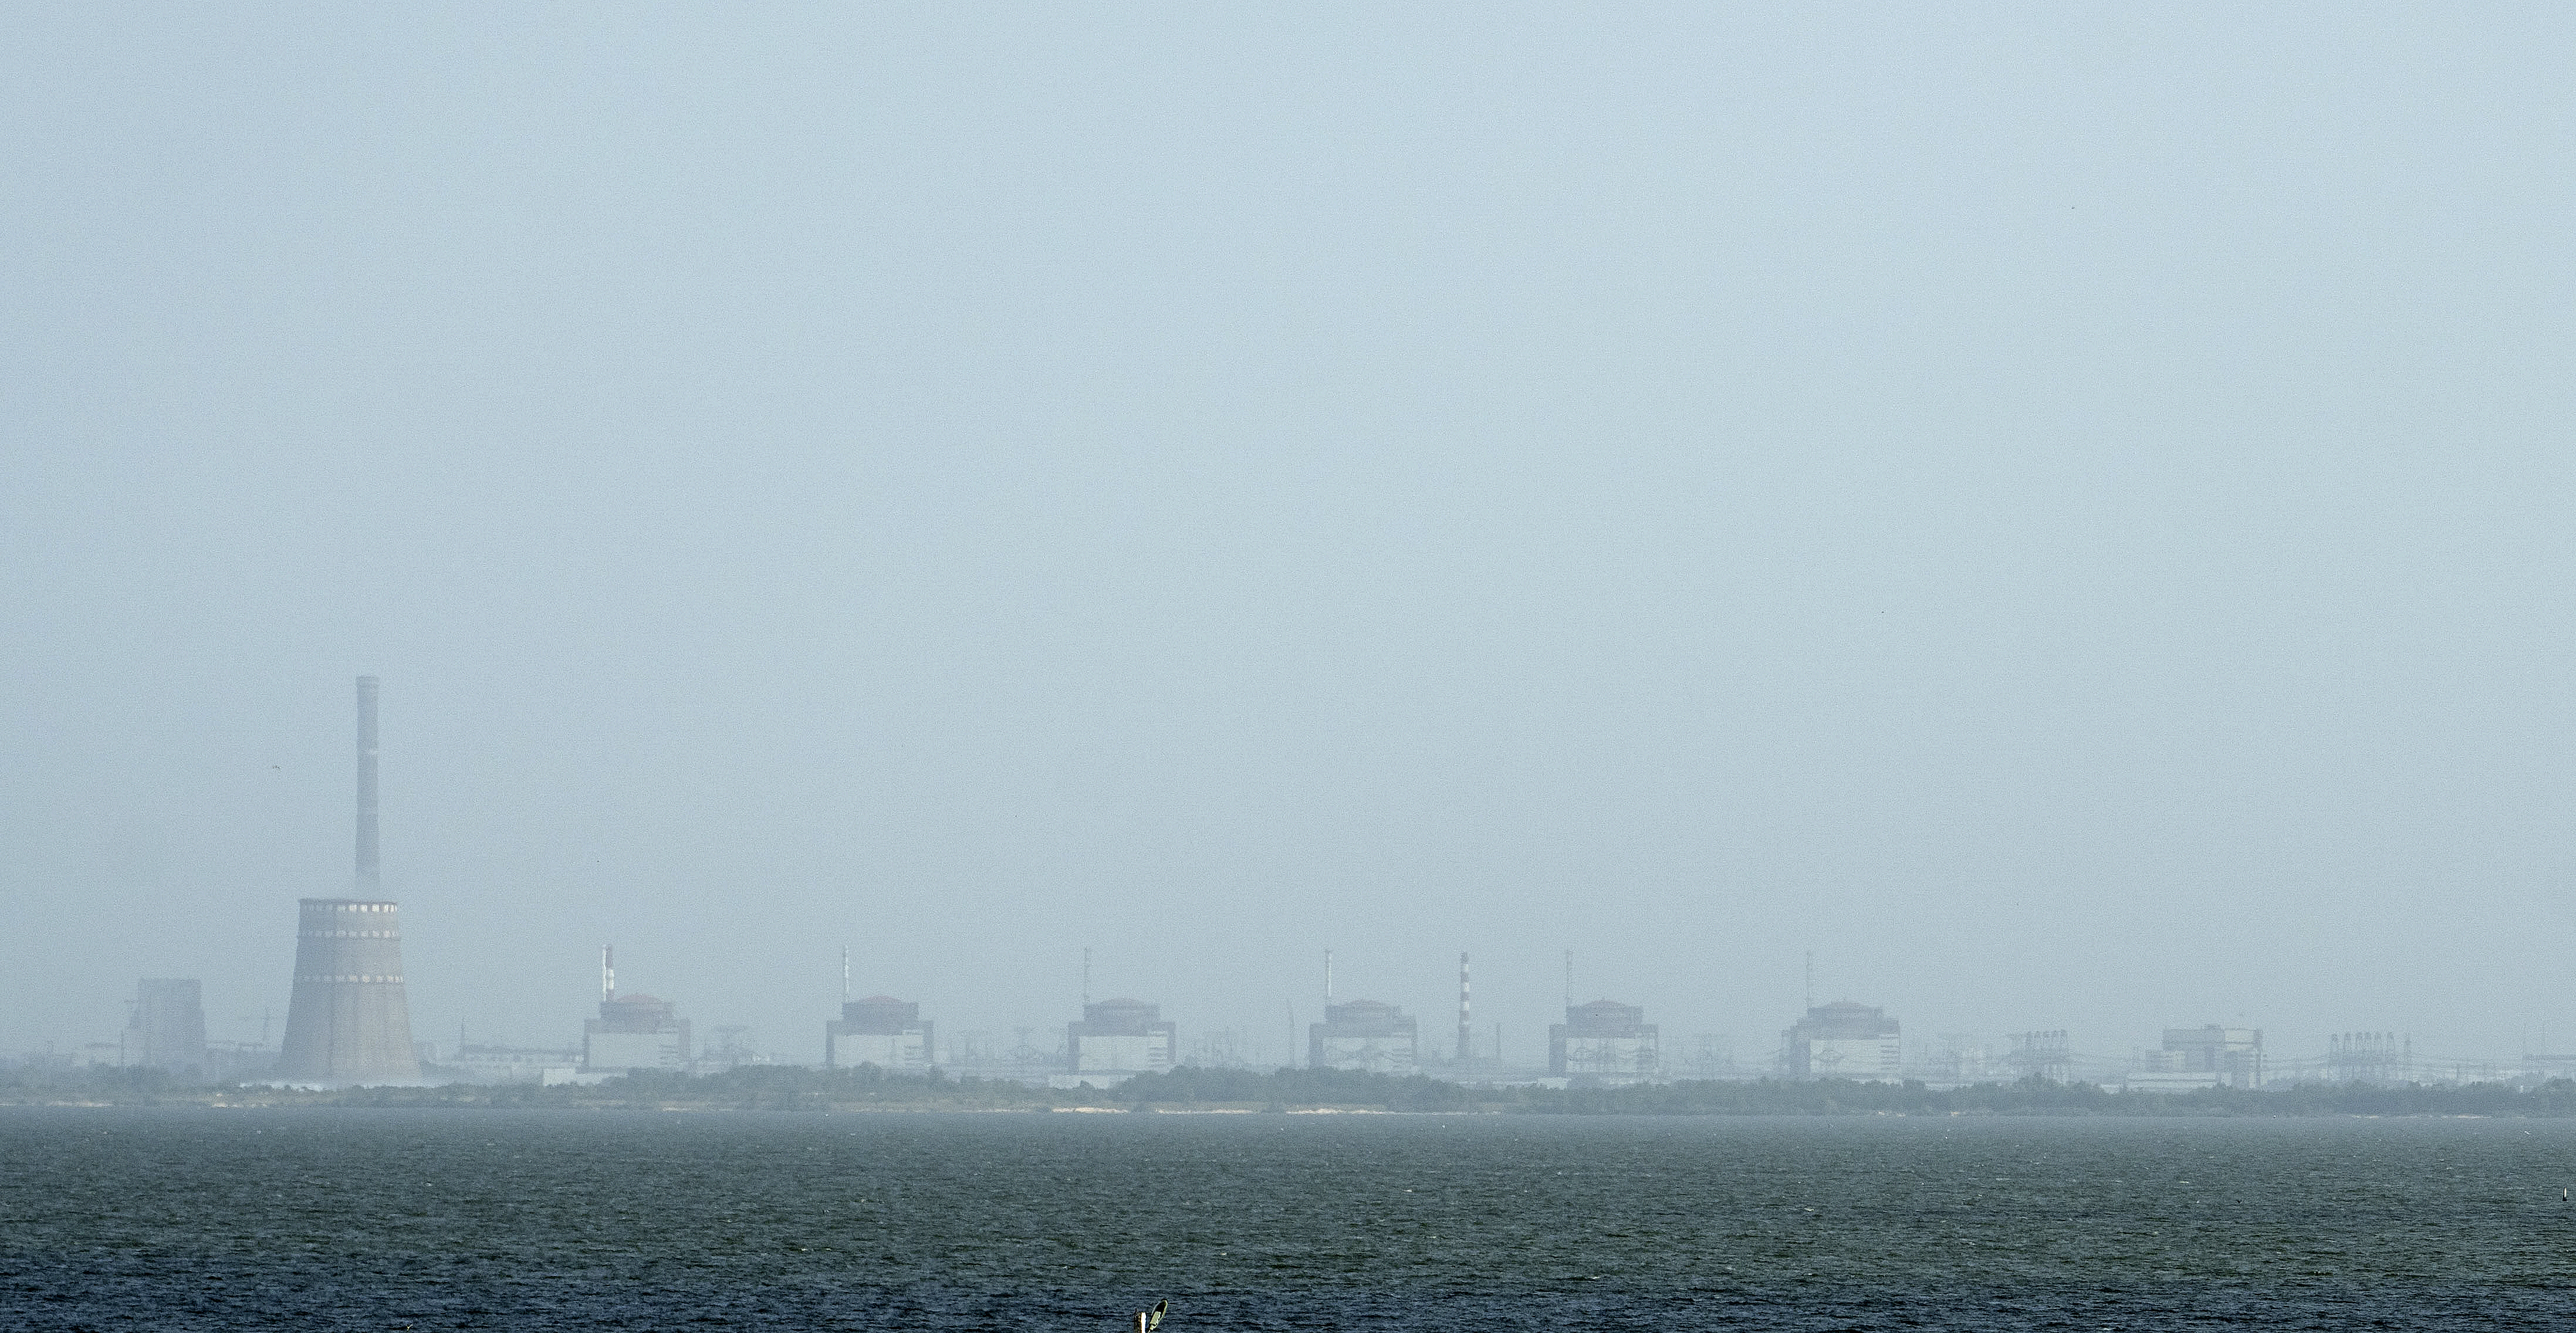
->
[[275, 676, 421, 1085], [42, 677, 2544, 1096], [36, 682, 2423, 1098]]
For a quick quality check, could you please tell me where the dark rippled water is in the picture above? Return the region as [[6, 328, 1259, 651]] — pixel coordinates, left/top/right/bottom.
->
[[9, 1108, 2576, 1329]]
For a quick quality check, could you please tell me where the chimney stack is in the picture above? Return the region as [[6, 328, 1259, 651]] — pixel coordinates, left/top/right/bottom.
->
[[355, 675, 379, 895], [1457, 952, 1472, 1063]]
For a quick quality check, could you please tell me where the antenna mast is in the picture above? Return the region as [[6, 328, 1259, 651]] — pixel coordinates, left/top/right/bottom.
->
[[602, 945, 615, 1003]]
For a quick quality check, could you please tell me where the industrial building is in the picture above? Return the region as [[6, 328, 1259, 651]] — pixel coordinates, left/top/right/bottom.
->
[[827, 996, 935, 1071], [1783, 1001, 1902, 1081], [1550, 1000, 1659, 1081], [583, 948, 692, 1073], [447, 1044, 581, 1084], [126, 979, 208, 1078], [276, 678, 422, 1085], [584, 993, 691, 1072], [2127, 1024, 2263, 1091], [1309, 999, 1419, 1075], [1064, 997, 1175, 1082]]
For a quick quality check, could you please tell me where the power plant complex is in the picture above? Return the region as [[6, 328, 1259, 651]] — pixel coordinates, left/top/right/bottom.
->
[[33, 678, 2518, 1095]]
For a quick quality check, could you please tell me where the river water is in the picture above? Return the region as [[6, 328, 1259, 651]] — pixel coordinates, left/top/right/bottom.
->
[[8, 1107, 2576, 1329]]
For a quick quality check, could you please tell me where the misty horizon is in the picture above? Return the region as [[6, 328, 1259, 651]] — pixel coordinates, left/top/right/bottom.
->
[[10, 6, 2575, 1073]]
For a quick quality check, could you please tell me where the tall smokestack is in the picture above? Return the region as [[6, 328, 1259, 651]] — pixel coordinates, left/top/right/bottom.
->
[[1457, 952, 1472, 1063], [355, 675, 380, 895]]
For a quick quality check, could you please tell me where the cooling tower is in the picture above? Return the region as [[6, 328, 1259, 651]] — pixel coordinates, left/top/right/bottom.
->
[[276, 676, 420, 1084], [277, 898, 421, 1082]]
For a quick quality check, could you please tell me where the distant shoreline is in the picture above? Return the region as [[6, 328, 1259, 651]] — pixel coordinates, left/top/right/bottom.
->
[[13, 1064, 2576, 1117]]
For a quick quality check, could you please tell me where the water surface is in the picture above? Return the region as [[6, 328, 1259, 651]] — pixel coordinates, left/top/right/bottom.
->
[[7, 1107, 2575, 1329]]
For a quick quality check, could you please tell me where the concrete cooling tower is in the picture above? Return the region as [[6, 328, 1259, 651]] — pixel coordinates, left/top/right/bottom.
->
[[277, 898, 421, 1082], [276, 676, 421, 1084]]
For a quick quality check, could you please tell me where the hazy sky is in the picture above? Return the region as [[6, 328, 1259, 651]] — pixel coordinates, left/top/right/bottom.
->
[[7, 5, 2574, 1071]]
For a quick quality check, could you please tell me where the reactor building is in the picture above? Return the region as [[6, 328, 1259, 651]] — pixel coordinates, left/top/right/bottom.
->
[[827, 996, 935, 1071], [276, 676, 422, 1085], [1550, 1000, 1660, 1081], [1783, 1000, 1902, 1081], [583, 948, 692, 1073], [1309, 999, 1420, 1075], [1065, 997, 1176, 1081]]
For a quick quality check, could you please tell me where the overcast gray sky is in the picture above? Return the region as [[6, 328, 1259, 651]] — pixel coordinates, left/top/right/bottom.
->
[[6, 5, 2573, 1070]]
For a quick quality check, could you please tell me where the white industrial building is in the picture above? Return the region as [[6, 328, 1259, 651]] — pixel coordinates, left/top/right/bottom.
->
[[448, 1044, 582, 1084], [1310, 999, 1419, 1075], [826, 995, 935, 1071], [583, 992, 691, 1073], [1784, 1001, 1902, 1081], [1551, 1000, 1659, 1082], [1063, 997, 1175, 1085]]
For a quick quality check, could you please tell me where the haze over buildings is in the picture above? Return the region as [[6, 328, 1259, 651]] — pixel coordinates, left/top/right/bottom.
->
[[8, 7, 2576, 1065]]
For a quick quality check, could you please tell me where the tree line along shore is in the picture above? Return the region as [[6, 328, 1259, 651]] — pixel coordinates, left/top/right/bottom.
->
[[12, 1063, 2576, 1117]]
